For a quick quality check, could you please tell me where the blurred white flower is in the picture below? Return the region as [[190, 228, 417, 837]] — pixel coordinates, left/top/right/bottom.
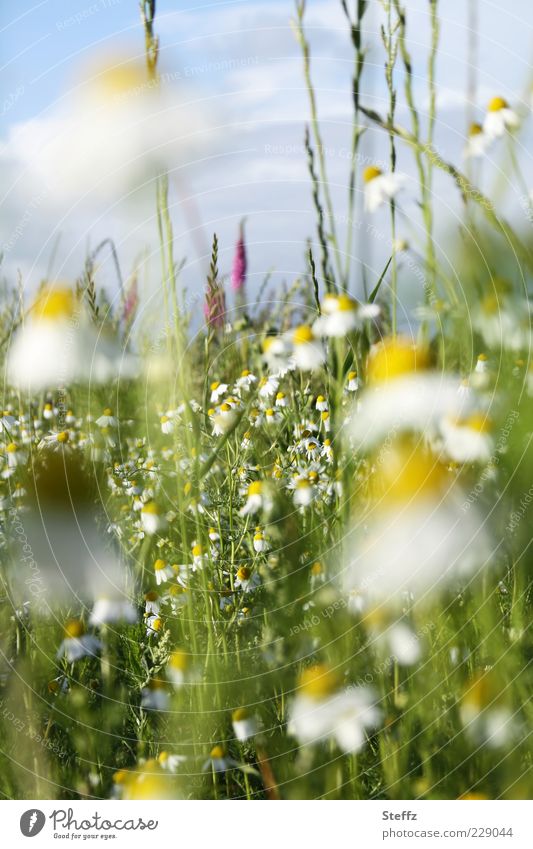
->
[[363, 165, 406, 212], [483, 97, 520, 140], [7, 287, 136, 392], [288, 665, 380, 753]]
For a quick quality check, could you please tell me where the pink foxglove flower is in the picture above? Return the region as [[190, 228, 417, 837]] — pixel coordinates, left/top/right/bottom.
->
[[231, 221, 247, 295], [204, 282, 226, 329]]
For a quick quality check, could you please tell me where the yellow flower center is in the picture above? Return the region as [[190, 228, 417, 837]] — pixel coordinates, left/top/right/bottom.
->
[[487, 96, 508, 112], [374, 441, 447, 503], [142, 501, 160, 515], [248, 481, 262, 496], [169, 650, 189, 671], [367, 337, 429, 383], [64, 619, 85, 638], [337, 293, 357, 312], [237, 566, 251, 580], [468, 122, 483, 137], [298, 664, 341, 699], [56, 431, 69, 443], [96, 61, 148, 96], [154, 559, 167, 571], [363, 165, 382, 183], [6, 443, 18, 453], [232, 707, 250, 722], [32, 287, 77, 321], [210, 745, 225, 759], [293, 325, 314, 345]]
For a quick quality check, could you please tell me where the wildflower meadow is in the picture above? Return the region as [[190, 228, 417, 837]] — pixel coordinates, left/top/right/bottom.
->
[[0, 0, 532, 807]]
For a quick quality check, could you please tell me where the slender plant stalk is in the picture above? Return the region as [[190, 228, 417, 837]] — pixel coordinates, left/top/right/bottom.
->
[[294, 1, 343, 289]]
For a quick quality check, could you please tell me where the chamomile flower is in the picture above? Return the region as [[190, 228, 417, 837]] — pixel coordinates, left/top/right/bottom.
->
[[342, 440, 492, 600], [232, 708, 259, 741], [154, 558, 174, 585], [212, 402, 239, 436], [460, 674, 518, 748], [37, 430, 71, 451], [235, 369, 257, 392], [144, 590, 161, 616], [288, 664, 380, 753], [158, 751, 187, 772], [439, 412, 493, 464], [141, 678, 170, 711], [95, 408, 117, 428], [202, 745, 239, 773], [145, 614, 165, 637], [140, 501, 168, 535], [275, 390, 288, 408], [57, 619, 102, 662], [191, 543, 207, 571], [167, 650, 190, 688], [292, 476, 316, 508], [291, 325, 325, 371], [262, 336, 294, 375], [253, 528, 269, 553], [321, 439, 334, 464], [89, 597, 138, 626], [483, 96, 520, 140], [7, 286, 136, 392], [264, 407, 282, 426], [235, 565, 260, 592], [464, 122, 492, 158], [159, 414, 175, 435], [240, 480, 266, 516], [363, 165, 406, 213], [350, 336, 480, 450], [210, 381, 229, 403], [258, 375, 279, 398], [346, 370, 361, 392], [4, 442, 27, 470], [313, 294, 380, 337]]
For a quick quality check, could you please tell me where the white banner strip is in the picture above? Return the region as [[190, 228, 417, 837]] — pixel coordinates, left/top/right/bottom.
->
[[3, 800, 533, 848]]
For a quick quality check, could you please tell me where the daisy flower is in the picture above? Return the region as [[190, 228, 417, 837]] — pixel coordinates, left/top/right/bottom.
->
[[464, 122, 492, 158], [240, 480, 266, 516], [232, 708, 259, 742], [288, 664, 380, 753], [7, 286, 136, 392], [95, 408, 117, 428], [342, 440, 492, 600], [140, 501, 168, 535], [253, 528, 269, 553], [235, 369, 257, 392], [460, 674, 518, 749], [57, 619, 102, 662], [210, 381, 229, 403], [202, 745, 239, 773], [483, 96, 520, 140], [235, 565, 260, 592], [363, 165, 406, 213], [154, 558, 174, 585], [167, 650, 190, 688], [313, 294, 380, 337], [141, 678, 169, 711], [290, 325, 325, 371], [89, 597, 138, 626]]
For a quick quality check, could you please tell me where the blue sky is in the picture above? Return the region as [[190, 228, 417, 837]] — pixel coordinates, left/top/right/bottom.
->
[[1, 0, 532, 317]]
